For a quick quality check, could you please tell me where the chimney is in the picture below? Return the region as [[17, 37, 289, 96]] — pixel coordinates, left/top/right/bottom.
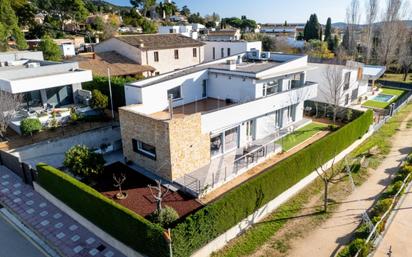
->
[[138, 39, 144, 48], [168, 94, 174, 120]]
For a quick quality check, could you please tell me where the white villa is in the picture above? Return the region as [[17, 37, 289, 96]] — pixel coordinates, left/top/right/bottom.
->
[[0, 51, 93, 134], [94, 34, 205, 75], [203, 40, 262, 62], [158, 23, 206, 40], [306, 60, 386, 107], [119, 50, 318, 196]]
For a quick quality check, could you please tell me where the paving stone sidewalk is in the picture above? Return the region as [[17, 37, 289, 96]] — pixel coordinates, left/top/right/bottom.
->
[[0, 165, 126, 257]]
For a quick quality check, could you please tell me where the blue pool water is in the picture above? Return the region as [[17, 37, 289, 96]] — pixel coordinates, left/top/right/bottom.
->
[[372, 94, 395, 103]]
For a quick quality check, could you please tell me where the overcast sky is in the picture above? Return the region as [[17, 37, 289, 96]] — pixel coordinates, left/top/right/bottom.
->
[[107, 0, 412, 24]]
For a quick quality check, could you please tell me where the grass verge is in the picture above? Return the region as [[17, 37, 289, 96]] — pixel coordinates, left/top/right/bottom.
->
[[212, 103, 412, 257]]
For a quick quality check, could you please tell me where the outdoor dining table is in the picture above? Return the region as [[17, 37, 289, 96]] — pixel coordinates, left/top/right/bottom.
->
[[243, 144, 265, 163]]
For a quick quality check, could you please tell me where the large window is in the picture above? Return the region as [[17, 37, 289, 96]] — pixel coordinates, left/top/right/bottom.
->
[[167, 86, 182, 101], [212, 47, 216, 60], [174, 49, 179, 59], [210, 134, 223, 157], [202, 80, 207, 98], [344, 72, 351, 90], [225, 127, 238, 151], [263, 80, 280, 96], [46, 85, 73, 107], [221, 48, 224, 58], [193, 48, 197, 58], [23, 90, 42, 108], [132, 139, 156, 160], [227, 48, 231, 56], [154, 51, 159, 62]]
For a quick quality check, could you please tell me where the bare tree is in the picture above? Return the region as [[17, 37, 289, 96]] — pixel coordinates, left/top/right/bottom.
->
[[377, 0, 408, 65], [0, 91, 21, 139], [113, 173, 127, 199], [148, 180, 170, 212], [315, 155, 343, 212], [345, 0, 362, 55], [321, 64, 347, 124], [364, 0, 379, 64], [397, 25, 412, 81]]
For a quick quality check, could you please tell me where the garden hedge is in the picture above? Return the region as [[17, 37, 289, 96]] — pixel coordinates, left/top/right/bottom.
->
[[171, 110, 373, 257], [36, 163, 169, 257]]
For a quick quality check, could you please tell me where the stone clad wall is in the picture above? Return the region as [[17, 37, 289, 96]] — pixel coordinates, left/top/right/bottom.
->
[[119, 108, 211, 181], [168, 114, 210, 180], [119, 108, 172, 179]]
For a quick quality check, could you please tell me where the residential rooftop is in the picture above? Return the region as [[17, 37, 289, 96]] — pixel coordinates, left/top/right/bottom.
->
[[115, 34, 205, 50], [68, 51, 155, 77]]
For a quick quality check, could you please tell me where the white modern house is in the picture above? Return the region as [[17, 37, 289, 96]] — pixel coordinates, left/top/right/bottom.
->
[[94, 34, 205, 75], [206, 29, 241, 41], [306, 60, 386, 107], [203, 40, 262, 62], [0, 51, 93, 134], [158, 23, 206, 40], [119, 51, 318, 196]]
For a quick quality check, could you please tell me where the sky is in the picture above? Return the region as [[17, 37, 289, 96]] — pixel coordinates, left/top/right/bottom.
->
[[106, 0, 412, 24]]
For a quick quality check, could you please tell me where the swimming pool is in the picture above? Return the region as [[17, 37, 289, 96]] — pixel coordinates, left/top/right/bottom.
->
[[372, 93, 395, 103]]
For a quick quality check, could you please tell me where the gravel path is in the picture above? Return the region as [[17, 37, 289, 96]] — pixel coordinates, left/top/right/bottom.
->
[[286, 112, 412, 257]]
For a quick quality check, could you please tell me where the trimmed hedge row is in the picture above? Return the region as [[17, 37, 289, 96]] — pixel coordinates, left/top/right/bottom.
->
[[36, 163, 169, 257], [171, 110, 374, 257]]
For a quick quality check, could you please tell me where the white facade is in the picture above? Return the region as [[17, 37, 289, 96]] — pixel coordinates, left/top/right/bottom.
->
[[60, 44, 76, 57], [158, 23, 205, 40], [94, 36, 205, 75], [306, 62, 385, 107], [203, 41, 262, 62]]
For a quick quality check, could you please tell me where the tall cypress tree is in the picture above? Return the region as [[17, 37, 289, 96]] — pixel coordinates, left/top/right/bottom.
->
[[0, 0, 27, 50], [303, 14, 321, 41], [324, 17, 332, 42]]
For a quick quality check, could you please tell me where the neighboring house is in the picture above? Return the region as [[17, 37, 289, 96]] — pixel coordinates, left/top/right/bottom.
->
[[27, 37, 86, 57], [203, 40, 262, 61], [94, 34, 205, 75], [118, 26, 142, 34], [206, 29, 241, 41], [306, 59, 386, 107], [68, 52, 155, 77], [169, 14, 187, 23], [119, 50, 318, 195], [260, 23, 305, 38], [158, 23, 206, 40], [0, 51, 92, 109]]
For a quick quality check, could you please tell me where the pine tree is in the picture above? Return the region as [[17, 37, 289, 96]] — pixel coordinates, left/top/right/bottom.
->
[[342, 27, 350, 50], [39, 36, 61, 61], [324, 18, 332, 42], [303, 14, 321, 41], [0, 0, 27, 50]]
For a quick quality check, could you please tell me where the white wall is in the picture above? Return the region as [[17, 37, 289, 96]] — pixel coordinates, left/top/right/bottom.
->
[[94, 38, 143, 64], [201, 83, 318, 133], [203, 41, 262, 62], [125, 69, 209, 113], [207, 73, 257, 102], [255, 112, 278, 139], [306, 63, 362, 107]]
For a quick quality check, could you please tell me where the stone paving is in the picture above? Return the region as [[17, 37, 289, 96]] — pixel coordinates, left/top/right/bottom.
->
[[0, 165, 126, 257]]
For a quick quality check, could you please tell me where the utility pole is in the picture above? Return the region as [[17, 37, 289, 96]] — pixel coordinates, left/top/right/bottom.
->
[[107, 68, 115, 120]]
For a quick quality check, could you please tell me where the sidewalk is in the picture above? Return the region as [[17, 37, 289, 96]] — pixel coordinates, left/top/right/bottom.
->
[[373, 182, 412, 257], [285, 112, 412, 257], [0, 165, 126, 257]]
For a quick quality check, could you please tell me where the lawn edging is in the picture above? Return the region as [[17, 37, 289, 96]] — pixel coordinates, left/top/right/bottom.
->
[[35, 164, 169, 257], [172, 110, 373, 257]]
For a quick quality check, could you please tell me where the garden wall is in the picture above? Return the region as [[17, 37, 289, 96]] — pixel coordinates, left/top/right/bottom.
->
[[171, 110, 374, 257], [36, 164, 169, 257]]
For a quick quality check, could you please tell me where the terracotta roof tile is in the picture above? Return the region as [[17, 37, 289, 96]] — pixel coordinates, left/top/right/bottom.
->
[[115, 34, 205, 50]]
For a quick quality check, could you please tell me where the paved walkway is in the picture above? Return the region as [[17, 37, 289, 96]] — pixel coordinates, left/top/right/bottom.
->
[[286, 112, 412, 257], [374, 183, 412, 257], [0, 165, 126, 257]]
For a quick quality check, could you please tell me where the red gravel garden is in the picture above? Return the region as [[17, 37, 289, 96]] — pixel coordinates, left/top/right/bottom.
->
[[93, 162, 202, 219]]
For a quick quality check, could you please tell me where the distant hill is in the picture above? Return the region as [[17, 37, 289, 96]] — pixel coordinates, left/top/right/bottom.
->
[[89, 0, 132, 12], [332, 20, 412, 29]]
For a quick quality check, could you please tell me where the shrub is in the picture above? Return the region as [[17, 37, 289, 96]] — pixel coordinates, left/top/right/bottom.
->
[[20, 118, 42, 136], [371, 198, 392, 218], [149, 206, 179, 228], [171, 110, 373, 257], [354, 223, 370, 239], [70, 108, 78, 123], [400, 164, 412, 177], [383, 180, 404, 198], [63, 145, 105, 178], [36, 163, 169, 257], [90, 89, 109, 110]]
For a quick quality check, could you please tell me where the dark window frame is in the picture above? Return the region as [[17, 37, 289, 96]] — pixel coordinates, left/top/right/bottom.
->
[[167, 86, 182, 101], [193, 48, 197, 58], [174, 49, 179, 59], [154, 51, 159, 62], [132, 139, 157, 160]]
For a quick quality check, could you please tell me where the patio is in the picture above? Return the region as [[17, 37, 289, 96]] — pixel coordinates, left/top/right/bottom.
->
[[175, 118, 314, 196]]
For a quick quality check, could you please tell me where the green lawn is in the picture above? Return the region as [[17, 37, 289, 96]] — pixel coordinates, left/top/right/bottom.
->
[[362, 87, 406, 109], [276, 122, 329, 151], [380, 73, 412, 84]]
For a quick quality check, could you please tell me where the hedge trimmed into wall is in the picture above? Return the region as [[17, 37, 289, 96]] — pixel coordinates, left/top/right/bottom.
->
[[36, 163, 169, 257], [171, 110, 374, 257]]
